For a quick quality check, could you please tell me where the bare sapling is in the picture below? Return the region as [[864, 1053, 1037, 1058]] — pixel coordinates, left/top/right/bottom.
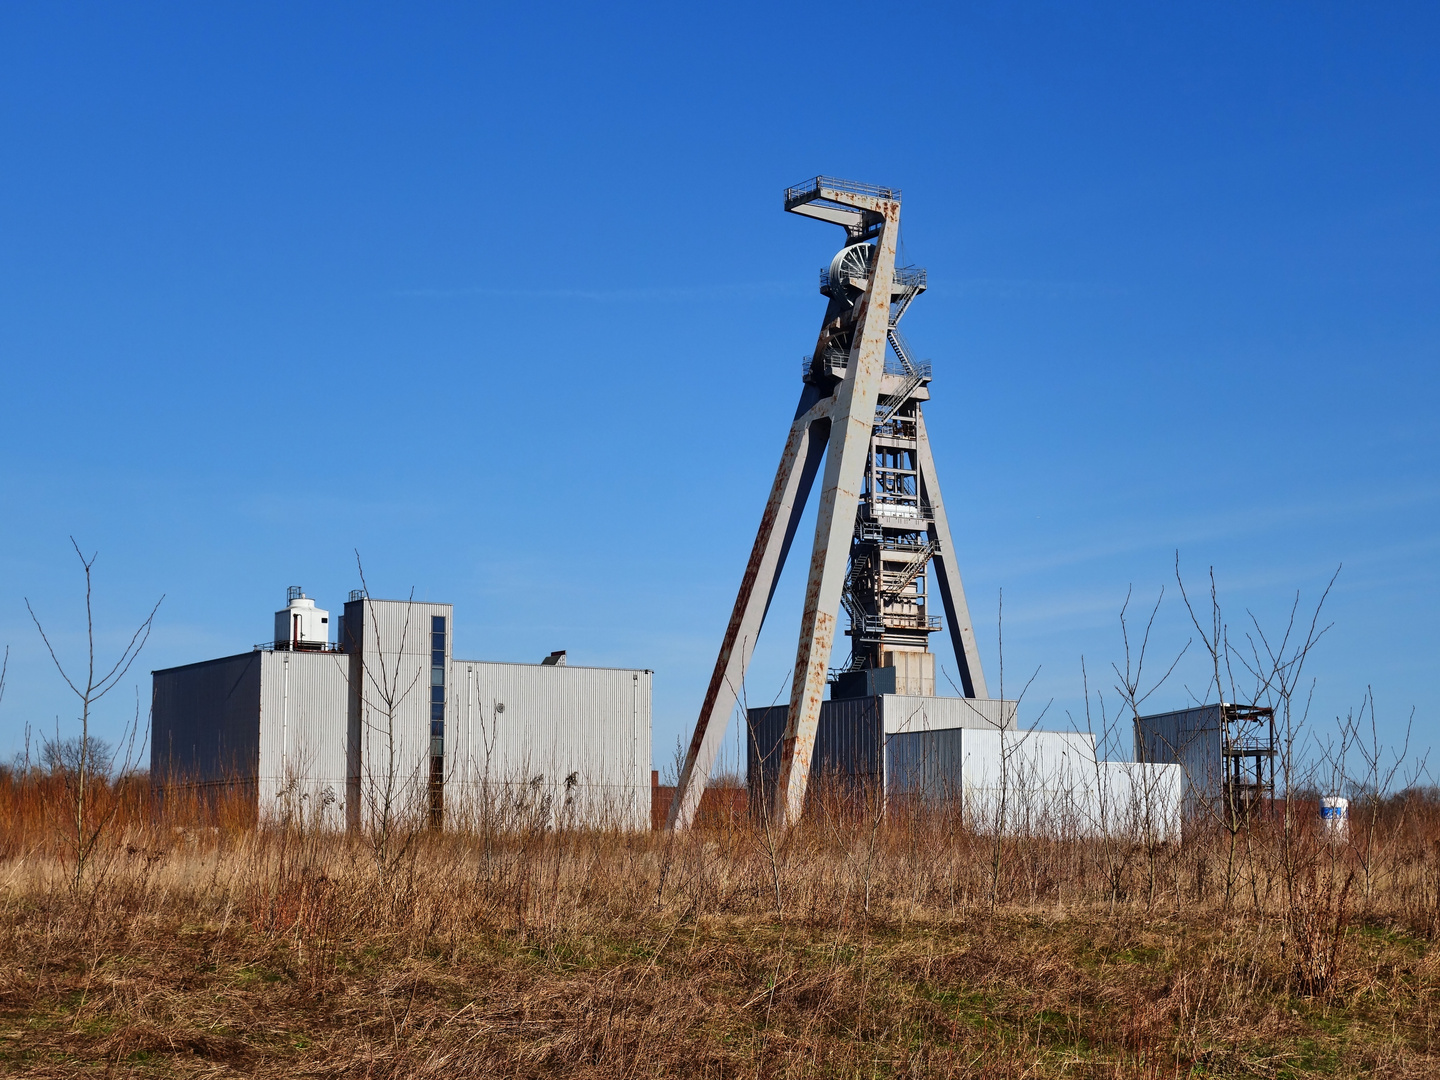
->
[[1175, 557, 1253, 906], [26, 539, 162, 888], [1229, 565, 1352, 993], [955, 588, 1051, 912], [1110, 586, 1189, 909], [1073, 657, 1132, 908], [743, 665, 787, 920], [353, 554, 427, 881], [1340, 690, 1422, 906]]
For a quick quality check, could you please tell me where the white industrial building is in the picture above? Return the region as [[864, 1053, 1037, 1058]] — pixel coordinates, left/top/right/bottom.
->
[[152, 588, 653, 830], [748, 694, 1183, 841]]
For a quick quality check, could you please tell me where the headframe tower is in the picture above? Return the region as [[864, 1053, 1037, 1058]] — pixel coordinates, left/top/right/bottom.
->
[[668, 177, 988, 831]]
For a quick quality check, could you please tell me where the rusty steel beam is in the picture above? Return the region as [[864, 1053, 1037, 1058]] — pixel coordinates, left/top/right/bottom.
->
[[771, 190, 902, 831], [915, 409, 989, 700], [666, 392, 830, 831]]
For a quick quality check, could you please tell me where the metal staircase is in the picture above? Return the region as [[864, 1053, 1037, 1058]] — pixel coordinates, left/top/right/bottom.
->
[[882, 540, 938, 603]]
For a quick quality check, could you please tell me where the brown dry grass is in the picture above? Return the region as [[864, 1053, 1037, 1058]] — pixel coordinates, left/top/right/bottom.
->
[[1, 773, 1438, 1078]]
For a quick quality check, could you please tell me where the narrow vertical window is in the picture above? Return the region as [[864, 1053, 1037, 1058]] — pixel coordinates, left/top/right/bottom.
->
[[429, 615, 447, 828]]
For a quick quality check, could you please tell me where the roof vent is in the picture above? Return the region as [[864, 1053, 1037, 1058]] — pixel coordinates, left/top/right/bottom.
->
[[541, 650, 567, 666]]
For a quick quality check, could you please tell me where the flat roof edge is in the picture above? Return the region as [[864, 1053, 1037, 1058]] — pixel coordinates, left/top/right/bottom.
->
[[152, 651, 262, 676], [451, 658, 653, 674]]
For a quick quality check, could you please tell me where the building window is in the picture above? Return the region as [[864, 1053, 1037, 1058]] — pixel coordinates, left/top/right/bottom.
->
[[429, 615, 446, 828]]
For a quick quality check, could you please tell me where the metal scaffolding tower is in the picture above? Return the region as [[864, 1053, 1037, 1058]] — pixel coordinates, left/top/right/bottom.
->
[[667, 177, 988, 832], [1222, 704, 1277, 828]]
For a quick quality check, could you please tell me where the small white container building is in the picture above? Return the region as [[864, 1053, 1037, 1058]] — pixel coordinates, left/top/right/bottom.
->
[[152, 588, 652, 830]]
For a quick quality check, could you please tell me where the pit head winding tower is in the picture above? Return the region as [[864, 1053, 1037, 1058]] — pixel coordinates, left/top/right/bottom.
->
[[669, 177, 987, 831]]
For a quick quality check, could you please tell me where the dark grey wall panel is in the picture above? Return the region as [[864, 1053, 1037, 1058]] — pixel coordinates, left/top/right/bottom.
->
[[151, 653, 261, 783]]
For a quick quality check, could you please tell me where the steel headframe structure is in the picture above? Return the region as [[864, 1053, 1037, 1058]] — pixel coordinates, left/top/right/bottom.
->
[[666, 177, 989, 833]]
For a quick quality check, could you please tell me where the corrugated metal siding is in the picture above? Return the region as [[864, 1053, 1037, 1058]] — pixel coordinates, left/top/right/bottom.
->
[[746, 698, 884, 809], [880, 695, 1017, 734], [151, 653, 262, 784], [1135, 705, 1223, 820], [257, 651, 350, 827], [886, 727, 1182, 839], [885, 727, 966, 800], [344, 599, 452, 829], [446, 661, 651, 830], [349, 598, 451, 660], [1093, 761, 1184, 842], [744, 695, 1017, 809]]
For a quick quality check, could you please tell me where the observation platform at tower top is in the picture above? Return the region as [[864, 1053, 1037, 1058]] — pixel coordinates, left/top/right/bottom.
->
[[784, 176, 901, 239], [783, 176, 901, 209]]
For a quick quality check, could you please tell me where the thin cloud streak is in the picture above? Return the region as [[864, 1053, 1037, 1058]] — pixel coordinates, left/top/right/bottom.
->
[[980, 484, 1440, 580], [394, 281, 805, 302]]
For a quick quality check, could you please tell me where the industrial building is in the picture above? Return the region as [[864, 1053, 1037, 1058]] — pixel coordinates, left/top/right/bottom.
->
[[746, 696, 1182, 841], [151, 587, 653, 830], [1135, 703, 1277, 825]]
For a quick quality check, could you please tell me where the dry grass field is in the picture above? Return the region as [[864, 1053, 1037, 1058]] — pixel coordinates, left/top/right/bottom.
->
[[1, 773, 1438, 1078]]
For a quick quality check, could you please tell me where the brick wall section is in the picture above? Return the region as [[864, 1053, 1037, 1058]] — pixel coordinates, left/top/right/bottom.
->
[[650, 771, 749, 829]]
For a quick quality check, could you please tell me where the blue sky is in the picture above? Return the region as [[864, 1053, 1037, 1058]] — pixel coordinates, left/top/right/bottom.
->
[[1, 3, 1435, 779]]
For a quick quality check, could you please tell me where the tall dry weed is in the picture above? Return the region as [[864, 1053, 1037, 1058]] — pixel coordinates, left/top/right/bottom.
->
[[1, 768, 1438, 1076]]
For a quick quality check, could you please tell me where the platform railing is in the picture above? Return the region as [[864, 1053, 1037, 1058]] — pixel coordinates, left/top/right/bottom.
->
[[255, 640, 345, 653], [785, 175, 901, 207]]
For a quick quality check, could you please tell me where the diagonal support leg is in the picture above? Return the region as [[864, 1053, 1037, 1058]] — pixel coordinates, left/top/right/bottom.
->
[[666, 393, 830, 831], [772, 201, 901, 830], [915, 409, 988, 699]]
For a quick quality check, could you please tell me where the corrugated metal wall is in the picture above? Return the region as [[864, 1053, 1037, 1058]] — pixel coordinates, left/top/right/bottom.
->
[[344, 599, 452, 830], [151, 653, 262, 785], [746, 698, 884, 811], [746, 695, 1017, 813], [886, 726, 1182, 839], [446, 661, 651, 830], [885, 726, 966, 800], [1135, 705, 1223, 820], [257, 651, 350, 827], [880, 694, 1016, 734]]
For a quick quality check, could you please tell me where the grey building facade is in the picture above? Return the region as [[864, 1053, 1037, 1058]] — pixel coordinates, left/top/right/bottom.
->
[[152, 591, 653, 830], [747, 694, 1018, 804]]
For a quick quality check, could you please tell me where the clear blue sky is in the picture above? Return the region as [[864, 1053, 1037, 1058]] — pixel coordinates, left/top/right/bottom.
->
[[1, 3, 1435, 779]]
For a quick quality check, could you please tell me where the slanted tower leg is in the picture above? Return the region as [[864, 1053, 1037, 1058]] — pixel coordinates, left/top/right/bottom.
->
[[666, 395, 830, 830], [772, 198, 901, 830], [915, 410, 988, 699]]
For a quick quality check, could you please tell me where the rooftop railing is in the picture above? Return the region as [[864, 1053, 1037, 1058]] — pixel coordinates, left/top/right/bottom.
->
[[255, 640, 345, 653], [785, 176, 901, 207]]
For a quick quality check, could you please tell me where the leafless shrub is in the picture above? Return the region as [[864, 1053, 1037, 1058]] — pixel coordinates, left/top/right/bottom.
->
[[24, 539, 161, 887]]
